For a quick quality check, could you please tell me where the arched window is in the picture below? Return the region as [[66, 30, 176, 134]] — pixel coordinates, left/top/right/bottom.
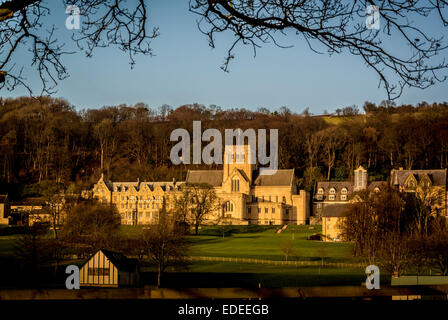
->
[[341, 188, 348, 194], [318, 188, 324, 194], [329, 188, 336, 194], [224, 201, 234, 212], [231, 177, 240, 192]]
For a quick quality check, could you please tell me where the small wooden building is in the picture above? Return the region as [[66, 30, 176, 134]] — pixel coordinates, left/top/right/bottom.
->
[[80, 249, 139, 287]]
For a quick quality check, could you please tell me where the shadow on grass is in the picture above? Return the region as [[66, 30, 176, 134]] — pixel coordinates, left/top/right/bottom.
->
[[197, 225, 277, 237], [141, 270, 368, 288]]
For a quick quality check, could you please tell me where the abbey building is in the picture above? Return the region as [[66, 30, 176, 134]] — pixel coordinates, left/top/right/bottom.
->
[[92, 145, 310, 225]]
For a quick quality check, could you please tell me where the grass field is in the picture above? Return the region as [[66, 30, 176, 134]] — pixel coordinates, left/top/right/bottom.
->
[[0, 224, 369, 287], [184, 225, 357, 263]]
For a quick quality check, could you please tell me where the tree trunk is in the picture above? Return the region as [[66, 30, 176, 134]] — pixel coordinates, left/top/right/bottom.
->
[[157, 264, 162, 287]]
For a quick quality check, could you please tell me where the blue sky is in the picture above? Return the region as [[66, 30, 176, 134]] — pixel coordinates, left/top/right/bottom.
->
[[4, 0, 448, 114]]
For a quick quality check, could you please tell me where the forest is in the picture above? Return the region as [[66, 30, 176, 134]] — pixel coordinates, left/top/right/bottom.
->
[[1, 96, 448, 199]]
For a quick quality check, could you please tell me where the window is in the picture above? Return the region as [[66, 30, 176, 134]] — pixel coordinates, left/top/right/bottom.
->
[[316, 195, 323, 200], [341, 188, 348, 194], [341, 195, 347, 201], [329, 195, 335, 200], [248, 207, 251, 214], [231, 178, 240, 192], [329, 188, 336, 194], [121, 196, 124, 201], [88, 268, 110, 276], [318, 188, 324, 194], [285, 209, 289, 215], [139, 204, 142, 208], [276, 195, 279, 202], [265, 207, 268, 214], [114, 196, 117, 201], [258, 207, 261, 213], [224, 201, 234, 212], [146, 212, 151, 219], [282, 196, 286, 203], [272, 207, 275, 213]]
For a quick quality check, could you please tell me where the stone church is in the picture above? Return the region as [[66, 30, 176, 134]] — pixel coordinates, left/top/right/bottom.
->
[[92, 145, 310, 226]]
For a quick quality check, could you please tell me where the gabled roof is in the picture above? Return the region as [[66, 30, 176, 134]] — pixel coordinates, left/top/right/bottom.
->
[[81, 249, 139, 272], [391, 169, 447, 187], [252, 169, 294, 187], [101, 249, 138, 272], [186, 170, 223, 186], [322, 204, 350, 217], [368, 181, 387, 191]]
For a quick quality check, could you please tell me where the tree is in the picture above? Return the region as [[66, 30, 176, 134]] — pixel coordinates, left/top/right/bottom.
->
[[15, 222, 50, 286], [38, 181, 67, 239], [280, 240, 295, 262], [176, 183, 219, 235], [2, 1, 447, 98], [141, 202, 189, 287], [0, 0, 158, 94], [319, 126, 347, 180], [190, 0, 448, 99], [62, 200, 121, 250]]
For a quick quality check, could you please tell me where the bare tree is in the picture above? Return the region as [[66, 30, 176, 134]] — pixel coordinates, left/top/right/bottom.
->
[[280, 240, 296, 262], [2, 1, 447, 98], [0, 0, 158, 94], [39, 181, 67, 239], [141, 204, 189, 287], [175, 183, 219, 235], [190, 0, 448, 99]]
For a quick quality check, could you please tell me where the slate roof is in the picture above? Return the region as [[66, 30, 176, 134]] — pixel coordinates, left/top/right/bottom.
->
[[391, 169, 447, 187], [322, 204, 350, 217], [186, 170, 223, 186], [101, 249, 139, 272], [105, 181, 184, 192], [315, 181, 354, 196], [252, 169, 294, 187], [368, 181, 387, 191]]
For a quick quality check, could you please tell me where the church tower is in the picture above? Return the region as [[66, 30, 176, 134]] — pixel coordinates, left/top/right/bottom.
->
[[354, 166, 368, 191], [223, 144, 257, 183]]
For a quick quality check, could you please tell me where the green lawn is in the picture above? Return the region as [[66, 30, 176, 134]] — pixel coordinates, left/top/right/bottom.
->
[[185, 225, 357, 263]]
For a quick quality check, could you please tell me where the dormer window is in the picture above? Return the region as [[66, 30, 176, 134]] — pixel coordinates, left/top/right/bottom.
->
[[329, 188, 336, 194], [341, 188, 348, 194], [318, 188, 324, 194], [374, 187, 381, 193]]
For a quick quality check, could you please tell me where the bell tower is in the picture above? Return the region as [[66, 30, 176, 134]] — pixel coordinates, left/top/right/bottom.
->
[[223, 144, 257, 183], [354, 166, 368, 191]]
